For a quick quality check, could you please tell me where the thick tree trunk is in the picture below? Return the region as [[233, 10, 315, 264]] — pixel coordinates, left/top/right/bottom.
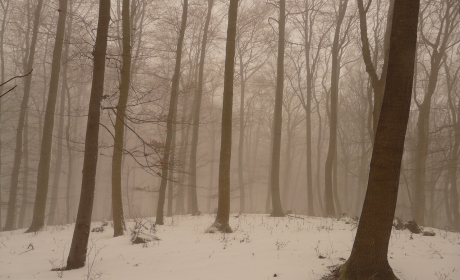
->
[[333, 1, 419, 278], [111, 0, 131, 237], [65, 0, 110, 269], [324, 0, 348, 217], [156, 0, 188, 225], [269, 0, 286, 217], [211, 0, 238, 233], [189, 0, 213, 216], [26, 0, 68, 232], [4, 0, 44, 231]]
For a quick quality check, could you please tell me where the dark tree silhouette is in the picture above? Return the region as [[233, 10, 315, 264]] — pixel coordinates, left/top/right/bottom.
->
[[329, 0, 420, 279], [209, 0, 239, 233], [111, 0, 131, 237], [269, 0, 286, 217], [66, 0, 111, 269]]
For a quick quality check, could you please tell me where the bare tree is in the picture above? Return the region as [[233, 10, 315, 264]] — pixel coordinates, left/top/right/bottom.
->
[[329, 0, 420, 278], [66, 0, 111, 269], [189, 0, 214, 216], [209, 0, 239, 233], [4, 0, 44, 231], [156, 0, 188, 225], [269, 0, 286, 217], [111, 0, 131, 237]]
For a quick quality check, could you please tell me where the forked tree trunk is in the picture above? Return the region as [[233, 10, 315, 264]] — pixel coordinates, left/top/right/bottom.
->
[[66, 0, 110, 269], [4, 0, 44, 231], [26, 0, 68, 232], [111, 0, 131, 237], [156, 0, 188, 225], [269, 0, 285, 217], [210, 0, 238, 233], [332, 1, 419, 279]]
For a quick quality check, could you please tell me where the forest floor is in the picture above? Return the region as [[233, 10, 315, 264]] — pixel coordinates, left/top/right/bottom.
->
[[1, 214, 459, 280]]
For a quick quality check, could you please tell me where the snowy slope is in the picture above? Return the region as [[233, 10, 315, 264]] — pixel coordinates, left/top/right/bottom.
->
[[1, 214, 459, 280]]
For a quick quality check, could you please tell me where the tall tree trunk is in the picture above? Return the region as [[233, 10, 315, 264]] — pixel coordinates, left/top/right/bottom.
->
[[238, 54, 246, 213], [47, 65, 67, 225], [111, 0, 131, 237], [324, 0, 348, 217], [210, 0, 238, 233], [207, 106, 216, 214], [0, 0, 10, 231], [269, 0, 286, 217], [18, 112, 29, 228], [175, 102, 189, 215], [314, 94, 324, 215], [26, 0, 68, 232], [4, 0, 44, 231], [333, 1, 419, 278], [189, 0, 213, 216], [156, 0, 188, 225], [412, 0, 459, 226], [282, 117, 292, 210], [65, 0, 110, 269], [64, 2, 74, 224]]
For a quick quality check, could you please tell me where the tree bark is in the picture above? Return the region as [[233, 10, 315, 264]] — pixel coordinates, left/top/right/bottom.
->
[[111, 0, 131, 237], [333, 1, 419, 278], [4, 0, 44, 231], [211, 0, 238, 233], [26, 0, 68, 232], [65, 0, 110, 269], [269, 0, 286, 217]]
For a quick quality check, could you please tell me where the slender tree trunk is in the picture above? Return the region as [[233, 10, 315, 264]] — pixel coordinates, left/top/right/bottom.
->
[[156, 0, 188, 225], [270, 0, 286, 217], [334, 1, 419, 278], [66, 0, 110, 269], [210, 0, 238, 233], [111, 0, 131, 237], [64, 2, 74, 224], [166, 126, 176, 217], [26, 0, 68, 232], [314, 95, 324, 215], [47, 66, 67, 225], [282, 119, 292, 210], [18, 112, 29, 228], [0, 0, 10, 231], [207, 115, 216, 213], [324, 0, 348, 217], [238, 54, 246, 213], [189, 0, 213, 216], [4, 0, 43, 231]]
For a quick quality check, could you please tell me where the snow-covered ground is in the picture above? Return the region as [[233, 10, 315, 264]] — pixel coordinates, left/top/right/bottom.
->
[[1, 214, 459, 280]]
